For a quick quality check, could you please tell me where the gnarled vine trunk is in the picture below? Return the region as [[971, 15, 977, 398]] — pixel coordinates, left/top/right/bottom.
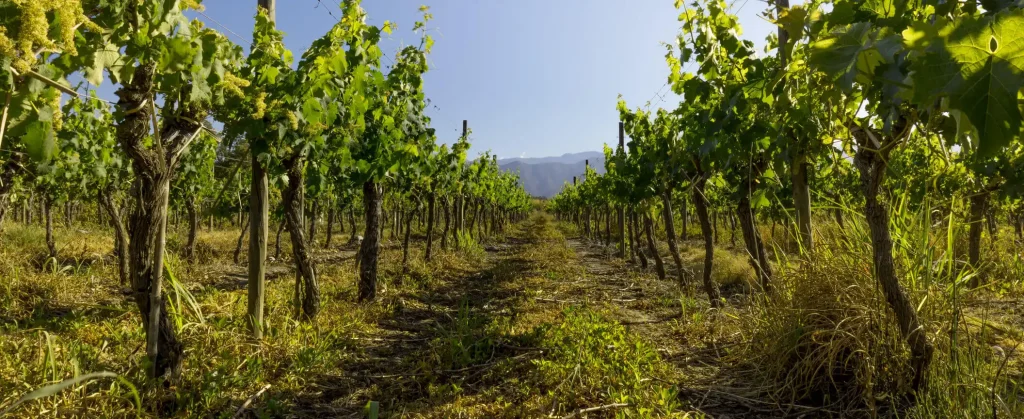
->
[[452, 196, 463, 249], [692, 170, 722, 308], [425, 192, 436, 261], [441, 197, 451, 250], [736, 163, 773, 292], [680, 196, 688, 241], [644, 212, 666, 280], [631, 209, 648, 269], [100, 190, 130, 285], [126, 168, 182, 379], [402, 206, 414, 274], [282, 153, 319, 319], [308, 199, 319, 247], [359, 180, 383, 301], [851, 122, 933, 392], [604, 204, 612, 247], [661, 189, 689, 285], [325, 207, 334, 248], [115, 62, 202, 379]]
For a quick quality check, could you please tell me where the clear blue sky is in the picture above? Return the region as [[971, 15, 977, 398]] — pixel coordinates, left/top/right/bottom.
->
[[101, 0, 790, 159]]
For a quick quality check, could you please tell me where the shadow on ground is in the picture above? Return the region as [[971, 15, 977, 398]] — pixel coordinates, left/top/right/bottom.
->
[[264, 227, 547, 417]]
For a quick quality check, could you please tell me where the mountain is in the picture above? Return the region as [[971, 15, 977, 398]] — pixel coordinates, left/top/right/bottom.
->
[[498, 151, 605, 166], [499, 152, 606, 198]]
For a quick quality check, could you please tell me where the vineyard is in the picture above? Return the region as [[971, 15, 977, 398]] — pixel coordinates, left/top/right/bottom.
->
[[1, 0, 1023, 418]]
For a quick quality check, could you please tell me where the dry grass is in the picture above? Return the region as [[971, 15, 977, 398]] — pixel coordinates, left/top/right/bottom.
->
[[562, 208, 1024, 418], [4, 207, 1024, 418], [0, 214, 703, 418], [739, 212, 1024, 417]]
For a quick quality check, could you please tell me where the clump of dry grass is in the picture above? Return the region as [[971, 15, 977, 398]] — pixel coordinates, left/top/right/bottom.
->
[[742, 200, 1024, 417], [744, 254, 911, 411]]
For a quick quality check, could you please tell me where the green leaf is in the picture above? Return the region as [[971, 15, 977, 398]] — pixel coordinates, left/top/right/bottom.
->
[[810, 23, 885, 91], [159, 37, 194, 72], [859, 0, 899, 19], [302, 97, 323, 124], [752, 190, 770, 209], [913, 11, 1024, 156], [260, 65, 280, 85], [85, 44, 122, 85], [403, 143, 419, 157], [777, 6, 808, 48], [189, 77, 212, 104], [827, 2, 857, 26], [23, 121, 56, 162], [330, 53, 348, 75], [902, 20, 946, 51]]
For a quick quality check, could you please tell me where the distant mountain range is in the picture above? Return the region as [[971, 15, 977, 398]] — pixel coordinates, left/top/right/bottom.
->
[[498, 152, 606, 198], [498, 151, 605, 166]]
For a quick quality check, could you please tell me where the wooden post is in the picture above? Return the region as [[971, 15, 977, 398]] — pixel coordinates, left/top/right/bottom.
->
[[248, 0, 274, 339], [258, 0, 275, 19]]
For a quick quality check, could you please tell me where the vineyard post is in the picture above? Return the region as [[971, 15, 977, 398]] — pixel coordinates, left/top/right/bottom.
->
[[248, 0, 274, 339], [617, 122, 625, 257]]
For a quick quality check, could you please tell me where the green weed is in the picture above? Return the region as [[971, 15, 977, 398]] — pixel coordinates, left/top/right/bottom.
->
[[531, 306, 682, 417]]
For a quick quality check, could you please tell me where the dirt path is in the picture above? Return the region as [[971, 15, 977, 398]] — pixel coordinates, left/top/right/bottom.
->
[[272, 219, 551, 417], [205, 214, 821, 417], [554, 231, 820, 418]]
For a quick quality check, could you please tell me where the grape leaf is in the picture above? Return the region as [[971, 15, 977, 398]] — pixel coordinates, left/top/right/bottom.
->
[[810, 22, 885, 91], [23, 121, 56, 162], [85, 44, 122, 85], [860, 0, 899, 18], [159, 37, 194, 72], [913, 11, 1024, 156], [778, 6, 808, 44]]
